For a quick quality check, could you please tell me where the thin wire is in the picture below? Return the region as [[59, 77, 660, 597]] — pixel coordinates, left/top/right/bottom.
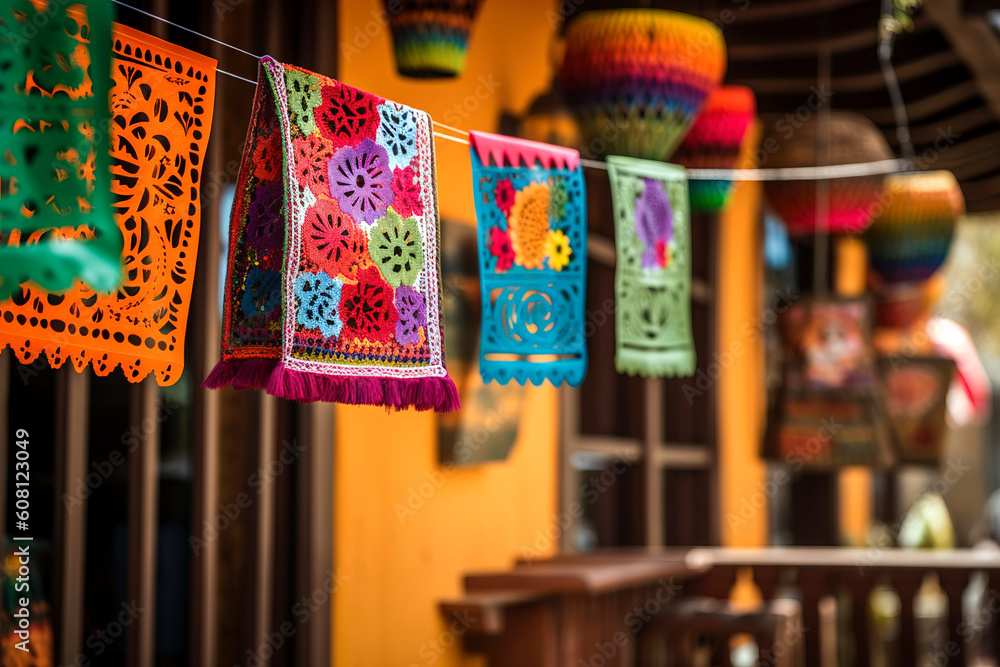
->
[[434, 132, 470, 145], [111, 0, 262, 61], [217, 67, 258, 85], [579, 157, 911, 181], [432, 121, 470, 137]]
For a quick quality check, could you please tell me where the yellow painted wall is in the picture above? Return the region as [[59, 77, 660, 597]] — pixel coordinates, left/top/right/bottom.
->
[[333, 2, 770, 665], [334, 2, 560, 666]]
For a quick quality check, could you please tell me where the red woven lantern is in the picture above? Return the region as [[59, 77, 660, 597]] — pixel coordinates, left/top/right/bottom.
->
[[763, 112, 893, 236], [672, 85, 756, 212]]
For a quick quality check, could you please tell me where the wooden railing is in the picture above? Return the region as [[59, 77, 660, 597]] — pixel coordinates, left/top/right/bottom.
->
[[443, 548, 1000, 667], [687, 548, 1000, 667]]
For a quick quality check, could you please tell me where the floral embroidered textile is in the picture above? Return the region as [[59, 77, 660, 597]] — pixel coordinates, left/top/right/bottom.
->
[[606, 156, 694, 378], [0, 0, 121, 299], [470, 131, 587, 387], [0, 24, 216, 386], [207, 58, 458, 412]]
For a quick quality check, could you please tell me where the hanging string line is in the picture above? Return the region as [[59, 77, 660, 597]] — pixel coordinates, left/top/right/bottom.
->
[[111, 0, 914, 183], [111, 0, 262, 60], [214, 68, 258, 85], [433, 132, 471, 145], [581, 157, 912, 182]]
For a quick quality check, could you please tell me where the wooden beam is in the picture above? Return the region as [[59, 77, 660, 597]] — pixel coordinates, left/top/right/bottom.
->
[[898, 106, 995, 146], [296, 403, 335, 667], [731, 52, 961, 94], [189, 1, 224, 661], [126, 378, 160, 667], [729, 28, 877, 60], [854, 81, 980, 124], [924, 1, 1000, 138], [249, 394, 277, 665], [54, 368, 90, 664], [645, 378, 664, 546]]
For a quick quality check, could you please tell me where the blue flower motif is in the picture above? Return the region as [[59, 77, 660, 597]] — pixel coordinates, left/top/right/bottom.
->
[[241, 268, 281, 320], [376, 102, 418, 170], [294, 271, 344, 339]]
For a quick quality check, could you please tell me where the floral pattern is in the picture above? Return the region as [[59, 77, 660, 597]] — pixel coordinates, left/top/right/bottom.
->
[[286, 69, 322, 137], [394, 285, 426, 345], [635, 177, 673, 270], [241, 268, 282, 319], [252, 132, 282, 182], [327, 138, 393, 226], [508, 181, 551, 270], [489, 226, 515, 272], [494, 178, 515, 216], [245, 180, 284, 256], [316, 83, 379, 147], [294, 134, 334, 190], [390, 166, 423, 218], [370, 207, 424, 287], [339, 266, 398, 343], [376, 102, 418, 170], [545, 229, 572, 271], [304, 200, 368, 278], [294, 271, 344, 339]]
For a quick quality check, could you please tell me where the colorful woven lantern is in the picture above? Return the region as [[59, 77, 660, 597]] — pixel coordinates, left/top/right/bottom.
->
[[557, 9, 725, 161], [864, 171, 964, 286], [384, 0, 484, 78], [763, 112, 893, 236], [672, 85, 756, 212]]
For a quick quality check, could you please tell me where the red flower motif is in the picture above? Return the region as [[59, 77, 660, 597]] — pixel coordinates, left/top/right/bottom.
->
[[293, 134, 335, 192], [655, 240, 670, 268], [252, 133, 281, 182], [390, 166, 423, 219], [304, 199, 369, 279], [339, 266, 399, 344], [494, 178, 516, 217], [489, 226, 515, 272], [315, 83, 379, 149]]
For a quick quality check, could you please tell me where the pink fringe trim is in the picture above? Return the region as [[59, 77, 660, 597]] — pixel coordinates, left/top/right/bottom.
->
[[202, 357, 278, 391], [265, 361, 461, 413]]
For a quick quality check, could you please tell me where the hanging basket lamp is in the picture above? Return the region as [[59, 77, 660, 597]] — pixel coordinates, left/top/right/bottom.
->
[[672, 85, 756, 212], [864, 170, 964, 286], [556, 9, 726, 161], [763, 111, 893, 236], [384, 0, 485, 79]]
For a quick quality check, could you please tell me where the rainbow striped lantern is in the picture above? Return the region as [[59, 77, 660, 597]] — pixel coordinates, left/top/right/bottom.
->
[[383, 0, 484, 78], [672, 86, 756, 212], [763, 112, 892, 236], [557, 9, 726, 161], [864, 171, 964, 286]]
